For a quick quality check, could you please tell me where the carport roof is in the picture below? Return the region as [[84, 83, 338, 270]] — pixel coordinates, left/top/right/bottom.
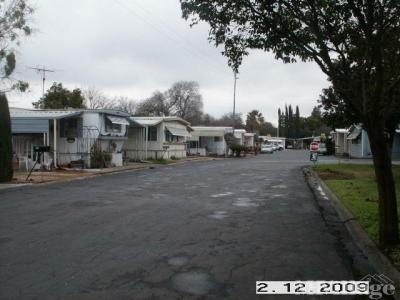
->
[[130, 116, 190, 127], [10, 107, 82, 119], [10, 107, 131, 119]]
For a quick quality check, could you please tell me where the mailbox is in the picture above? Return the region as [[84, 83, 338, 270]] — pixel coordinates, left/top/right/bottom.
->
[[33, 146, 51, 152]]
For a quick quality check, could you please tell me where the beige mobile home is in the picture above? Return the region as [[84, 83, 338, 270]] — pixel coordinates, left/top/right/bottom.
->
[[123, 116, 192, 160]]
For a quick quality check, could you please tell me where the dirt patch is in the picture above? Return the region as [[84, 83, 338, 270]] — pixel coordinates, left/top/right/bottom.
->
[[316, 169, 356, 180], [12, 170, 92, 184]]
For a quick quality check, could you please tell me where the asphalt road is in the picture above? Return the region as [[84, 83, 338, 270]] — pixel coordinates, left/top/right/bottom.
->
[[0, 151, 359, 300]]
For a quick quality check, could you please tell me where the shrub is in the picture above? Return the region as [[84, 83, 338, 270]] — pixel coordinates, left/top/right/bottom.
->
[[0, 94, 13, 182], [90, 143, 112, 168], [229, 144, 247, 157]]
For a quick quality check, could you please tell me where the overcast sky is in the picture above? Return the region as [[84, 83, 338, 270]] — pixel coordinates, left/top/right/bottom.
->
[[9, 0, 330, 125]]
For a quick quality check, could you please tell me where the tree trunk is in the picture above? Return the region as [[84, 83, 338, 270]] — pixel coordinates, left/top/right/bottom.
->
[[366, 125, 399, 247]]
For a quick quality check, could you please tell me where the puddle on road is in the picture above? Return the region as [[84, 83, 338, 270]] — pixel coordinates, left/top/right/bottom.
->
[[210, 192, 233, 198], [232, 198, 259, 207], [152, 193, 168, 198], [242, 189, 257, 193], [209, 211, 228, 220], [168, 256, 189, 267], [270, 194, 285, 198], [271, 184, 288, 189], [171, 270, 216, 295]]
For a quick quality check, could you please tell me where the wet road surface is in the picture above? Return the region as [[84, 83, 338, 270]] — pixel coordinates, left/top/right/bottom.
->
[[0, 151, 358, 299]]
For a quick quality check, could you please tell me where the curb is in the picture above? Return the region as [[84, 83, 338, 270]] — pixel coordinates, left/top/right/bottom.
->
[[304, 167, 400, 298]]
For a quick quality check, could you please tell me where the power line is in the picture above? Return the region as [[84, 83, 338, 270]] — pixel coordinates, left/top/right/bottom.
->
[[113, 0, 224, 74], [129, 0, 219, 63]]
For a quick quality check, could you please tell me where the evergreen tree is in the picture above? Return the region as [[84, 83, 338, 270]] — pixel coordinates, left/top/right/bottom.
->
[[277, 108, 282, 137], [32, 83, 85, 109], [0, 94, 13, 182], [288, 105, 293, 138], [295, 105, 300, 138]]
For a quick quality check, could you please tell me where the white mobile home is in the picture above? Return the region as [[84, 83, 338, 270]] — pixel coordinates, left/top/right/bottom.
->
[[10, 108, 130, 169], [123, 116, 192, 160], [346, 125, 400, 159], [188, 126, 233, 156]]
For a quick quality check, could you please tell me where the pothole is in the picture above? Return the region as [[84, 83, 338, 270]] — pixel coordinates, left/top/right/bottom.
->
[[167, 256, 189, 267], [171, 270, 216, 295], [233, 198, 258, 207], [209, 211, 228, 220], [210, 192, 233, 198]]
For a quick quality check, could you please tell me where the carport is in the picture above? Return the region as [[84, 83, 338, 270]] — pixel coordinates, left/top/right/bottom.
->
[[10, 108, 81, 167]]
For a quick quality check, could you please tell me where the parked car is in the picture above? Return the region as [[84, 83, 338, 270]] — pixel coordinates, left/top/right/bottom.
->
[[261, 143, 274, 154], [318, 143, 327, 155], [277, 143, 284, 151]]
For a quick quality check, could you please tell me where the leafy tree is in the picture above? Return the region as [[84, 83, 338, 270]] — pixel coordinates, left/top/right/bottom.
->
[[32, 82, 85, 109], [0, 93, 13, 182], [181, 0, 400, 246], [0, 0, 33, 92], [245, 109, 264, 134], [260, 121, 277, 136], [319, 86, 362, 130], [0, 1, 33, 182]]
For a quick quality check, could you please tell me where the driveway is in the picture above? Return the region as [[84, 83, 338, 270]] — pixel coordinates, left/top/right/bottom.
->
[[0, 151, 358, 299]]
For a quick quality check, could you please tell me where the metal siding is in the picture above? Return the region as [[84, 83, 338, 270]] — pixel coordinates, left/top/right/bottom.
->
[[11, 118, 49, 133]]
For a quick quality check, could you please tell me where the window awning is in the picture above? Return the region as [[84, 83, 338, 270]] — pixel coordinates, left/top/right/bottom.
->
[[107, 115, 130, 126], [166, 125, 191, 137], [347, 127, 362, 140]]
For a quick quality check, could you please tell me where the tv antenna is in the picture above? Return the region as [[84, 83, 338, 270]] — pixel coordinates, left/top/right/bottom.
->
[[28, 66, 56, 96]]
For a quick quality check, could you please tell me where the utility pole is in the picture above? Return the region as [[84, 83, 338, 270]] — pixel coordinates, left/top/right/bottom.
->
[[29, 66, 55, 96], [232, 71, 238, 129]]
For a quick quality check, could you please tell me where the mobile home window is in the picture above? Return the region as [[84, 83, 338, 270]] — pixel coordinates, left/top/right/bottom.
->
[[214, 136, 222, 142], [60, 118, 82, 138], [106, 118, 122, 133], [147, 126, 157, 141]]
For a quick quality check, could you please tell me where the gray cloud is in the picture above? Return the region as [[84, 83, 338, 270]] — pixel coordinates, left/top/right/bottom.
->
[[9, 0, 329, 125]]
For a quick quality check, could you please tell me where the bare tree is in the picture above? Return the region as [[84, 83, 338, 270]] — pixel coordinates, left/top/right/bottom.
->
[[111, 96, 136, 115], [83, 87, 112, 109], [135, 90, 171, 116], [167, 81, 203, 123]]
